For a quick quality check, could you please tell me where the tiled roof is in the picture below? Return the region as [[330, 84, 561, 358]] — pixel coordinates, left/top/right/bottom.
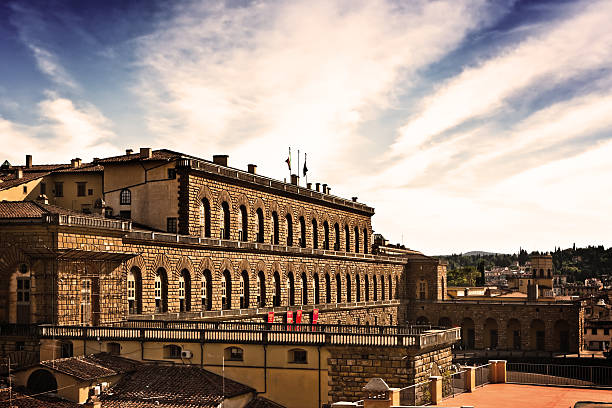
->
[[53, 164, 104, 173], [244, 397, 286, 408], [0, 201, 86, 219], [40, 353, 138, 381], [0, 388, 79, 407], [97, 150, 181, 164], [101, 365, 254, 408], [0, 172, 48, 191]]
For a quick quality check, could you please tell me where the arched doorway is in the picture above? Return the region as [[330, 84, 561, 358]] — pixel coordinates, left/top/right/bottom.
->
[[27, 369, 57, 394], [554, 320, 570, 353], [507, 319, 521, 350], [484, 318, 498, 349], [461, 318, 475, 349], [530, 319, 546, 351]]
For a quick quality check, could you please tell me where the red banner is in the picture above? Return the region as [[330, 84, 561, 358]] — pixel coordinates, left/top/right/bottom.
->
[[287, 311, 293, 324], [312, 309, 319, 324], [296, 310, 303, 324], [267, 311, 274, 323]]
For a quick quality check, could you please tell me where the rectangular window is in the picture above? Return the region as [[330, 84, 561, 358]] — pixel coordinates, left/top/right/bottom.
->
[[77, 182, 86, 197], [168, 168, 176, 179], [167, 217, 178, 233], [55, 182, 64, 197], [40, 182, 46, 195], [592, 328, 597, 335], [23, 185, 27, 194], [604, 328, 610, 336], [119, 210, 131, 219], [88, 188, 93, 196], [80, 279, 92, 325]]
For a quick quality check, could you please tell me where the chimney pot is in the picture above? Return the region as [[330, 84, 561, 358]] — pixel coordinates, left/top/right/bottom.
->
[[290, 174, 299, 185], [71, 158, 82, 168], [25, 155, 32, 168], [247, 164, 257, 174], [126, 149, 133, 155], [322, 183, 327, 194], [15, 168, 23, 179], [352, 196, 358, 202], [315, 182, 320, 192], [307, 182, 312, 189], [213, 155, 229, 166], [140, 148, 153, 159], [327, 187, 331, 194]]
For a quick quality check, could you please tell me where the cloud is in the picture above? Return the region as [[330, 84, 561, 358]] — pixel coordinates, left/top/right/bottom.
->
[[134, 0, 498, 188], [26, 44, 79, 90]]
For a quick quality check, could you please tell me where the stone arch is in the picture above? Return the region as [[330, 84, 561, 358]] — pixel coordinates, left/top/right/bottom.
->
[[197, 257, 215, 280], [255, 259, 268, 277], [253, 197, 266, 214], [219, 259, 235, 278], [268, 200, 280, 218], [174, 256, 194, 281], [150, 254, 172, 280], [216, 189, 233, 207], [553, 319, 570, 353], [27, 369, 57, 394], [484, 318, 499, 349], [461, 317, 475, 349], [197, 184, 214, 203], [125, 255, 147, 279], [0, 247, 30, 277], [234, 193, 250, 213], [529, 319, 546, 351], [507, 318, 522, 350]]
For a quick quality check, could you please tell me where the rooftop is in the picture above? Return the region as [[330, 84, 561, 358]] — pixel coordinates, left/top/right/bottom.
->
[[39, 353, 138, 381], [438, 383, 612, 408]]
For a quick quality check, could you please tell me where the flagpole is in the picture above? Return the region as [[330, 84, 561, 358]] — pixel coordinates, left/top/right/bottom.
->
[[305, 153, 308, 185], [298, 149, 300, 186], [289, 147, 291, 180]]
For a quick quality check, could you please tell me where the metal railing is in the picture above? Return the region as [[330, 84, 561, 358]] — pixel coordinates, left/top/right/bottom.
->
[[38, 323, 460, 349], [399, 380, 431, 406], [474, 363, 490, 388], [507, 363, 612, 386], [442, 370, 466, 399]]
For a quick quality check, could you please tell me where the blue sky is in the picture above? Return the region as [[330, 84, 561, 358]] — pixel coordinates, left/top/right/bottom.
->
[[1, 0, 612, 254]]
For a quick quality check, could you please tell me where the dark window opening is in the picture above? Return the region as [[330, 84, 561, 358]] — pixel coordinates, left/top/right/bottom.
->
[[77, 182, 86, 197]]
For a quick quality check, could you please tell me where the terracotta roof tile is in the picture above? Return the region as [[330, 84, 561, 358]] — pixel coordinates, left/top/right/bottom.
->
[[53, 164, 104, 173], [101, 365, 254, 407], [244, 397, 286, 408], [0, 388, 79, 408], [97, 150, 180, 164], [0, 201, 100, 219], [40, 353, 138, 381], [0, 172, 48, 191]]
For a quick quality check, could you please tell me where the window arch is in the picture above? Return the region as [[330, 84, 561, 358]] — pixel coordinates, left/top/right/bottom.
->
[[334, 223, 340, 251], [201, 269, 212, 311], [344, 225, 350, 252], [256, 208, 264, 243], [356, 274, 361, 302], [364, 275, 370, 301], [120, 189, 131, 205], [271, 211, 279, 245], [301, 272, 308, 305], [221, 202, 230, 239], [222, 270, 232, 310], [239, 205, 248, 241], [346, 273, 352, 302], [239, 270, 249, 309], [381, 275, 385, 300], [285, 214, 293, 246], [313, 273, 320, 304], [257, 271, 266, 307], [179, 269, 191, 312], [323, 221, 330, 249], [354, 226, 360, 253], [273, 271, 281, 307], [200, 198, 211, 237], [154, 268, 168, 313], [325, 273, 331, 303], [312, 218, 318, 249], [335, 273, 342, 303], [287, 272, 295, 306], [299, 216, 306, 248], [363, 228, 368, 254]]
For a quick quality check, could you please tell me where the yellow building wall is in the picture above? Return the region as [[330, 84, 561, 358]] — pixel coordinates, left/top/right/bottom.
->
[[47, 172, 103, 212], [0, 178, 44, 201]]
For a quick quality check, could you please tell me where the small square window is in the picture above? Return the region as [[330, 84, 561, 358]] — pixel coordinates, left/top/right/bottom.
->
[[225, 347, 244, 361], [167, 218, 178, 233], [88, 189, 93, 196], [168, 168, 176, 179], [290, 349, 307, 364]]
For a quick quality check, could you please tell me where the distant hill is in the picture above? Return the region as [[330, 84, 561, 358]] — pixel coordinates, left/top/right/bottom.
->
[[462, 251, 500, 256]]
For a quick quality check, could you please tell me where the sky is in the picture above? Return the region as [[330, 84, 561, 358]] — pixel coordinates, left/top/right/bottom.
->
[[1, 0, 611, 255]]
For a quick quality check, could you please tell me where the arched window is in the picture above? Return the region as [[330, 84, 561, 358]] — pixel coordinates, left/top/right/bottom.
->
[[299, 216, 306, 248], [312, 219, 318, 249], [335, 273, 342, 303], [239, 270, 249, 309], [155, 268, 168, 313], [346, 273, 352, 302], [334, 223, 340, 250], [120, 189, 131, 205], [381, 275, 385, 300], [356, 274, 361, 302], [239, 205, 248, 241], [201, 270, 212, 311], [273, 272, 281, 307], [373, 275, 378, 301], [389, 276, 393, 300], [301, 272, 308, 305], [363, 228, 368, 254], [179, 269, 191, 312], [256, 208, 264, 243], [222, 270, 232, 310], [354, 226, 360, 253], [257, 271, 266, 307], [313, 274, 320, 304], [200, 198, 211, 237], [271, 211, 279, 245], [325, 273, 331, 303], [365, 275, 370, 301], [224, 346, 244, 361], [395, 276, 399, 299], [323, 221, 330, 250], [288, 272, 295, 306], [221, 202, 230, 239], [344, 225, 350, 252], [285, 214, 293, 246]]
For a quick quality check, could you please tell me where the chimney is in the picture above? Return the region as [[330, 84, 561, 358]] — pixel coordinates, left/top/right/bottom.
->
[[247, 164, 257, 174], [352, 197, 358, 202], [307, 182, 312, 189], [126, 149, 134, 155], [15, 168, 23, 179], [140, 147, 152, 159], [213, 155, 229, 166], [93, 157, 100, 164], [70, 158, 82, 168], [327, 187, 331, 194], [25, 155, 32, 168], [322, 184, 327, 194], [37, 194, 49, 205], [315, 183, 320, 192], [290, 174, 299, 185]]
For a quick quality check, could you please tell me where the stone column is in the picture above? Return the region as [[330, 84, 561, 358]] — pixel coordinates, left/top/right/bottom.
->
[[429, 376, 442, 405]]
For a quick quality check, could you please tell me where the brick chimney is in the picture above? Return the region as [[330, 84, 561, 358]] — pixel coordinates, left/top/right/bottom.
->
[[315, 182, 320, 192], [247, 164, 257, 174], [307, 182, 312, 189], [352, 197, 358, 202], [322, 183, 327, 194], [126, 149, 134, 155], [25, 154, 32, 168], [70, 158, 82, 168], [140, 147, 152, 159], [290, 174, 299, 185], [213, 155, 228, 166]]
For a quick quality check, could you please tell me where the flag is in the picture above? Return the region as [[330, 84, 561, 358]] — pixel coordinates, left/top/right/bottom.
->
[[285, 148, 291, 170], [303, 153, 308, 177]]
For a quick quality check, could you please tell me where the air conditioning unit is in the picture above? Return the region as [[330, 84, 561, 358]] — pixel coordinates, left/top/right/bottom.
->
[[181, 350, 193, 359]]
